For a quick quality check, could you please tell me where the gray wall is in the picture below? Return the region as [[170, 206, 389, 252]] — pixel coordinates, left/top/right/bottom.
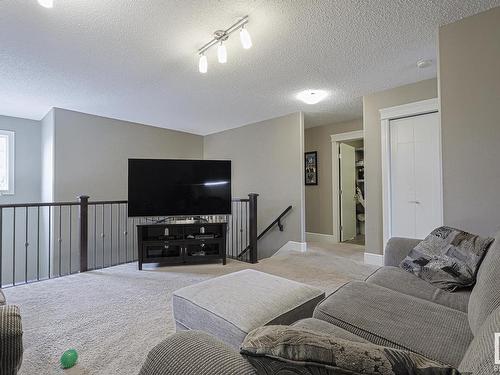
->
[[52, 108, 203, 201], [439, 7, 500, 236], [363, 79, 438, 255], [0, 115, 43, 285], [304, 119, 363, 235], [204, 112, 305, 258]]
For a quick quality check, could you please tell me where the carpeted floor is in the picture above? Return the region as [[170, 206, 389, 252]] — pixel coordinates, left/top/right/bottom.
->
[[4, 243, 376, 375]]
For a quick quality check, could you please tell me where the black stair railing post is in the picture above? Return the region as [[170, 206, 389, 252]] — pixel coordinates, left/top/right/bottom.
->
[[78, 195, 89, 272], [248, 193, 259, 263]]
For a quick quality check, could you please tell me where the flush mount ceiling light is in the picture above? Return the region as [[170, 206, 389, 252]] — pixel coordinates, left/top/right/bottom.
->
[[417, 59, 432, 69], [296, 90, 329, 105], [197, 16, 252, 73], [37, 0, 54, 8]]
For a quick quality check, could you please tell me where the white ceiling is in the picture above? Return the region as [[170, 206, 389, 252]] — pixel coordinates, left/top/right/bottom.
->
[[1, 1, 498, 134]]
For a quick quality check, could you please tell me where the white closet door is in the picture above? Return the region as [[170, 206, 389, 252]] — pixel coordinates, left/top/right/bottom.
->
[[389, 112, 441, 239]]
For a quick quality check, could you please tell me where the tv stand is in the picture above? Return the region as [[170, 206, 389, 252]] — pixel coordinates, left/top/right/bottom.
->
[[136, 221, 227, 270]]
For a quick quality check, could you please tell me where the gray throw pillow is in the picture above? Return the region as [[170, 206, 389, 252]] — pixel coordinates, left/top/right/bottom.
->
[[240, 325, 460, 375], [400, 226, 493, 291]]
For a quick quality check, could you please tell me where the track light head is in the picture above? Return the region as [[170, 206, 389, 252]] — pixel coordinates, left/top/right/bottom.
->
[[240, 26, 252, 49], [198, 54, 208, 74], [217, 42, 227, 64]]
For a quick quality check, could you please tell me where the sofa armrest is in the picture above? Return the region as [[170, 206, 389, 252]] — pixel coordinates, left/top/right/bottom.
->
[[139, 330, 257, 375], [0, 305, 23, 375], [384, 237, 422, 266]]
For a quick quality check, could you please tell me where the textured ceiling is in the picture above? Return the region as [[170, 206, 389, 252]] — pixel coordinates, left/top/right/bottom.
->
[[0, 1, 499, 134]]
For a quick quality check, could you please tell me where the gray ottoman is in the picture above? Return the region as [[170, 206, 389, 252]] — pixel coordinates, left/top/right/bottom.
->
[[172, 269, 325, 348]]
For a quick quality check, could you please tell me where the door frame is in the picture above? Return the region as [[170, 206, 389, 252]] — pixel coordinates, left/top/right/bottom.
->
[[330, 130, 364, 243], [380, 98, 442, 248]]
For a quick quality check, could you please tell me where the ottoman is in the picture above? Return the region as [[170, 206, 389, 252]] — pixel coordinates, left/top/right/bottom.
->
[[172, 269, 325, 348]]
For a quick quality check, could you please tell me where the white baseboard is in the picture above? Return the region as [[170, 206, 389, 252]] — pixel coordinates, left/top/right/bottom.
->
[[306, 232, 337, 244], [274, 241, 307, 256], [364, 252, 384, 266]]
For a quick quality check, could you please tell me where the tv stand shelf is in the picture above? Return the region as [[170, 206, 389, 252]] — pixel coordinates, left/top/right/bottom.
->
[[136, 222, 227, 269]]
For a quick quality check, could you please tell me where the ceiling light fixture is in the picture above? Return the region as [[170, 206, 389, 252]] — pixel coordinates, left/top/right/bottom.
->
[[37, 0, 54, 8], [197, 16, 251, 73], [296, 90, 329, 105], [417, 59, 432, 69]]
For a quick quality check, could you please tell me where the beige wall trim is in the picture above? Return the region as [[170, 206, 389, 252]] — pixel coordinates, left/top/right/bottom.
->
[[299, 112, 306, 243], [380, 98, 442, 249], [273, 241, 307, 256], [379, 98, 440, 121], [305, 232, 336, 244], [331, 130, 364, 242], [364, 252, 384, 266]]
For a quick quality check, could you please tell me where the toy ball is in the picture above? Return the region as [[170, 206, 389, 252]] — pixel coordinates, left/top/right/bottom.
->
[[60, 349, 78, 369]]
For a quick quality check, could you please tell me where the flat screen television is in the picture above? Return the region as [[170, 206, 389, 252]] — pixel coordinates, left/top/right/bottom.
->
[[128, 159, 231, 217]]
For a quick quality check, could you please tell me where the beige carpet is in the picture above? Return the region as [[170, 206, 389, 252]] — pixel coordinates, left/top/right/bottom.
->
[[4, 244, 376, 375]]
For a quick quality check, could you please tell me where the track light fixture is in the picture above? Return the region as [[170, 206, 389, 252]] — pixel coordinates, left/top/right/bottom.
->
[[198, 16, 252, 73]]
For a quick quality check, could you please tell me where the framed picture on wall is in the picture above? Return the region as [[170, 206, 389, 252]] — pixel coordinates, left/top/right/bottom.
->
[[305, 151, 318, 185]]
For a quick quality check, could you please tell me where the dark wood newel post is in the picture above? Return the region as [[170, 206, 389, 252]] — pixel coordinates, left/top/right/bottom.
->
[[248, 193, 259, 264], [78, 195, 89, 272]]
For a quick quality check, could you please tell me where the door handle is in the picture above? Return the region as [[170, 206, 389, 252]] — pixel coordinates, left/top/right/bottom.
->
[[408, 201, 420, 204]]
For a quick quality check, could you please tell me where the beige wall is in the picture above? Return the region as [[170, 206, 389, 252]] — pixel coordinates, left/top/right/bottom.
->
[[363, 79, 438, 254], [204, 113, 304, 258], [439, 7, 500, 236], [304, 119, 363, 235], [52, 108, 203, 201]]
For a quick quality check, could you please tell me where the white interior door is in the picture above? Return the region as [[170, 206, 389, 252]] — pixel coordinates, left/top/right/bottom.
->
[[340, 143, 356, 241], [389, 112, 442, 239]]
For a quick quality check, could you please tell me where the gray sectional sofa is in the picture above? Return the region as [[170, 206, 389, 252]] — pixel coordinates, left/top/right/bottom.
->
[[140, 233, 500, 375]]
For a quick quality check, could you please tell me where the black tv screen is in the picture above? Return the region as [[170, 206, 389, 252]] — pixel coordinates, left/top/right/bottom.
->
[[128, 159, 231, 217]]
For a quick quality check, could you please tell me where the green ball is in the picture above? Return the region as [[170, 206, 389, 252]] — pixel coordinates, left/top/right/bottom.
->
[[60, 349, 78, 369]]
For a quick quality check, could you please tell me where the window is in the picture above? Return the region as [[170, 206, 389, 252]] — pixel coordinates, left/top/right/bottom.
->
[[0, 130, 15, 195]]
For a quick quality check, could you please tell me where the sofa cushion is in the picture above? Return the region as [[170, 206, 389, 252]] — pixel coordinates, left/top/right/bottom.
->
[[459, 306, 500, 375], [400, 226, 493, 291], [292, 318, 369, 343], [366, 266, 471, 312], [313, 281, 473, 367], [468, 230, 500, 334], [172, 269, 325, 348], [241, 325, 460, 375]]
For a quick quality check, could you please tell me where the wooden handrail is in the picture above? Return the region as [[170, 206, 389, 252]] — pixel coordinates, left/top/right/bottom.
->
[[0, 199, 128, 209], [237, 205, 292, 259]]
